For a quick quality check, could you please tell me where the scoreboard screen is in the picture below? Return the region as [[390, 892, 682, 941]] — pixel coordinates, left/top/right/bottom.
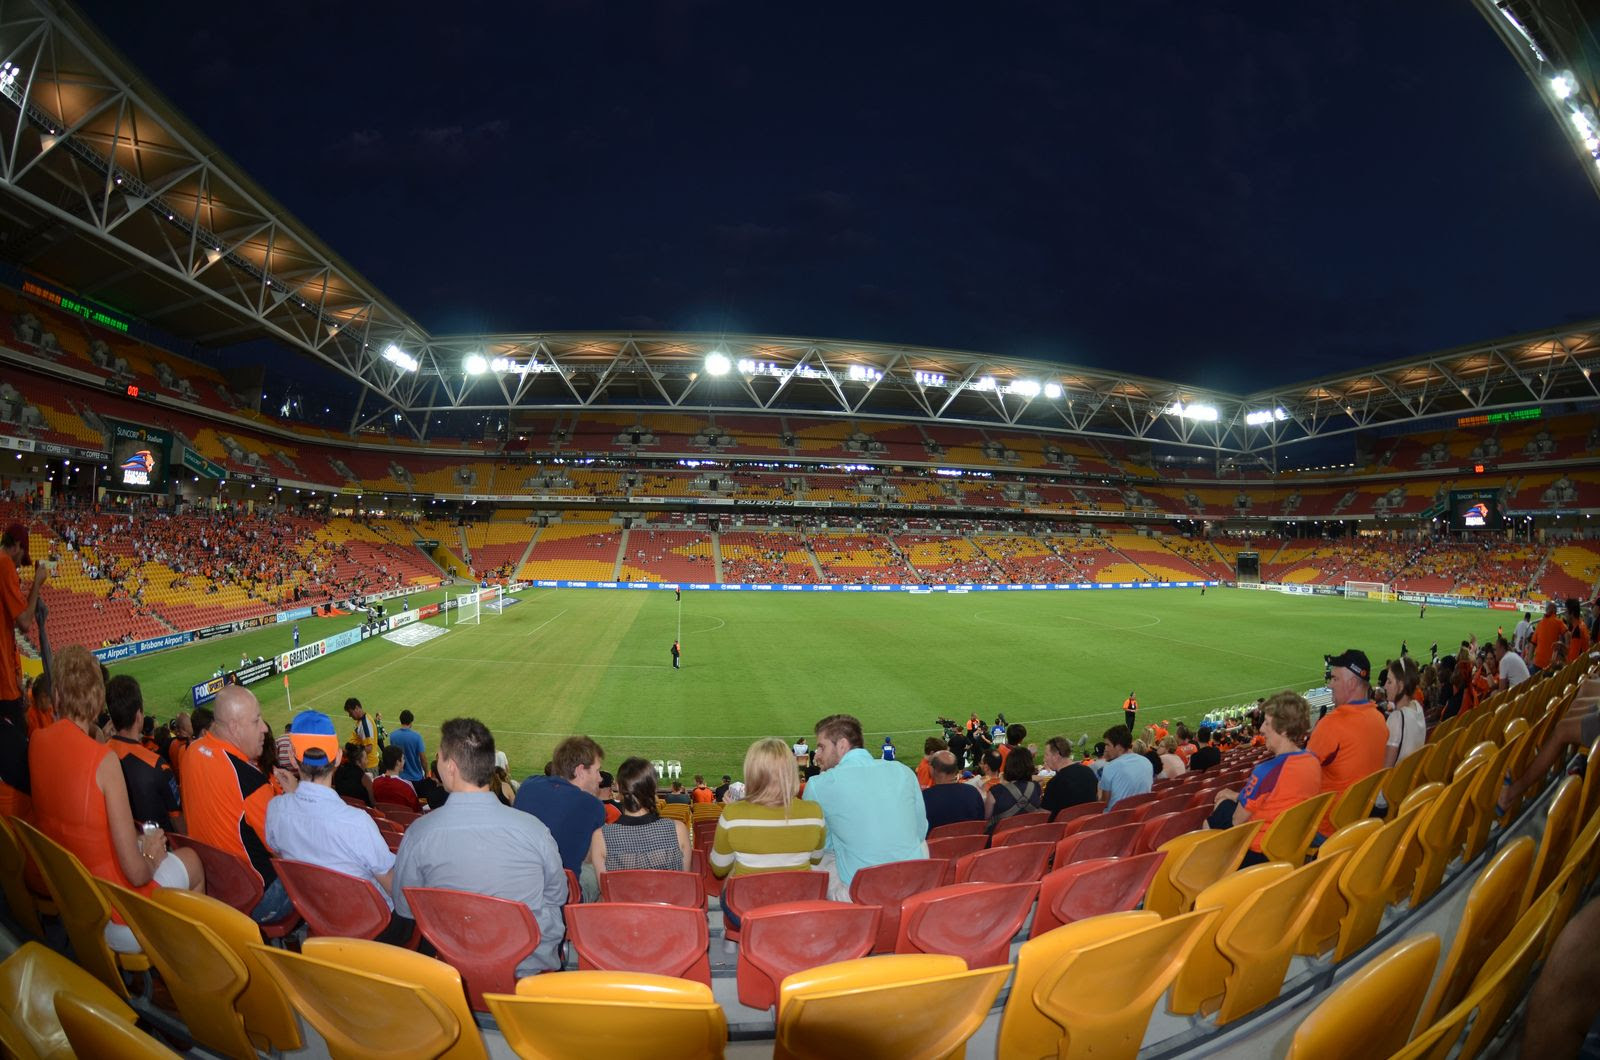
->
[[106, 420, 171, 493], [1448, 489, 1505, 531]]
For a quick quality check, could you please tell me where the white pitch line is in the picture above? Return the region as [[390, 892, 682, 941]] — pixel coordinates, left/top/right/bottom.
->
[[521, 608, 569, 638]]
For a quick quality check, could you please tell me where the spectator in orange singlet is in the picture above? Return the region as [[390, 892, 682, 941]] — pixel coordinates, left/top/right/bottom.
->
[[914, 736, 946, 789], [1531, 601, 1565, 673], [24, 674, 53, 735], [1565, 598, 1591, 663]]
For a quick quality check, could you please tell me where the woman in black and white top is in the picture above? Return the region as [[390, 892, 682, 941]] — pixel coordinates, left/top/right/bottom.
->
[[986, 745, 1043, 830], [1383, 656, 1426, 768]]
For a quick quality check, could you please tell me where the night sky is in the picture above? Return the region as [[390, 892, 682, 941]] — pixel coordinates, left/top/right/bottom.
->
[[76, 1, 1600, 395]]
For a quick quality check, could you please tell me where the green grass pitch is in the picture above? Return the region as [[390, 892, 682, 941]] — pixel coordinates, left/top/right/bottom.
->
[[108, 586, 1497, 780]]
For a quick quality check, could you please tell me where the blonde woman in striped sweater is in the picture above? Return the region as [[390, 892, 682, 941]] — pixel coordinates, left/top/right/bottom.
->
[[711, 738, 827, 929]]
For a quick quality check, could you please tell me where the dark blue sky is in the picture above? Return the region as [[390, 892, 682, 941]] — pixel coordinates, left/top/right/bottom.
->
[[80, 1, 1600, 394]]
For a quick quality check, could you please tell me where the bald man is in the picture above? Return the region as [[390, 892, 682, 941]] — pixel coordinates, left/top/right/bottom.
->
[[180, 686, 295, 922]]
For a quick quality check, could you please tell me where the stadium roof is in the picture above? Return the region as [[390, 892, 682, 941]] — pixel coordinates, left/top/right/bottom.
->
[[0, 0, 1596, 458]]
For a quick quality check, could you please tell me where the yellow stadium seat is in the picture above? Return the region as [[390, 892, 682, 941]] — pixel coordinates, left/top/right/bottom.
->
[[1297, 819, 1382, 954], [1397, 887, 1559, 1060], [0, 942, 137, 1060], [658, 803, 692, 825], [486, 971, 727, 1060], [1407, 771, 1479, 908], [1524, 775, 1583, 913], [1378, 751, 1429, 819], [1213, 853, 1347, 1024], [1328, 806, 1425, 962], [774, 954, 1009, 1060], [0, 815, 48, 939], [10, 818, 150, 999], [1416, 835, 1532, 1029], [151, 888, 302, 1052], [1420, 730, 1467, 784], [54, 992, 182, 1059], [1578, 738, 1600, 825], [99, 881, 256, 1060], [1459, 735, 1526, 862], [1144, 823, 1261, 918], [998, 911, 1160, 1059], [1328, 768, 1388, 832], [1030, 909, 1217, 1059], [1169, 862, 1293, 1016], [250, 944, 462, 1060], [1260, 791, 1335, 863], [302, 938, 488, 1060], [1397, 781, 1443, 817], [1284, 933, 1441, 1060]]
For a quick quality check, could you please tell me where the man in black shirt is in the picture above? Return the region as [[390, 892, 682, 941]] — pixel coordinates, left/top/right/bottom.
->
[[713, 774, 732, 802], [921, 751, 984, 833], [1039, 736, 1098, 820], [1188, 728, 1222, 772], [105, 675, 182, 830]]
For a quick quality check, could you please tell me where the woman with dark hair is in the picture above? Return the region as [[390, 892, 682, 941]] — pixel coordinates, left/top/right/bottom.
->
[[333, 741, 375, 806], [588, 757, 690, 873], [986, 745, 1042, 828], [1384, 656, 1426, 768]]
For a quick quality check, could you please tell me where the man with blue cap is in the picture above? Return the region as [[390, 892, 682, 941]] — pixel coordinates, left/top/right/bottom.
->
[[265, 709, 415, 944]]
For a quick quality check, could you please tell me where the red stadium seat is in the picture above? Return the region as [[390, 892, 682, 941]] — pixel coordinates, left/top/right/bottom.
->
[[849, 860, 951, 954], [1145, 795, 1194, 819], [599, 869, 704, 909], [927, 820, 989, 841], [1186, 788, 1224, 810], [403, 886, 539, 1011], [1064, 808, 1139, 837], [736, 900, 879, 1010], [992, 810, 1050, 836], [991, 822, 1071, 849], [166, 834, 298, 940], [692, 819, 719, 852], [1113, 792, 1160, 814], [1053, 823, 1143, 867], [270, 859, 391, 941], [926, 835, 989, 864], [563, 869, 580, 906], [564, 903, 711, 985], [1029, 853, 1167, 939], [895, 882, 1036, 968], [1135, 807, 1211, 855], [953, 843, 1052, 886], [721, 870, 829, 944], [1049, 802, 1104, 826]]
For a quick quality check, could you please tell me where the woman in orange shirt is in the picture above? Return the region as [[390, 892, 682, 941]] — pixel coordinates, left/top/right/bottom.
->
[[29, 646, 204, 952]]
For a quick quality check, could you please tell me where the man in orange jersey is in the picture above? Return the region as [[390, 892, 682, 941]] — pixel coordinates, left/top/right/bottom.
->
[[0, 521, 47, 719], [1565, 598, 1591, 663], [180, 684, 295, 922], [1531, 600, 1565, 674], [1306, 649, 1387, 837]]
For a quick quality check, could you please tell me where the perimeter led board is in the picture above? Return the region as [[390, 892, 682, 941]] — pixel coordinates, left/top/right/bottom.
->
[[105, 420, 171, 493]]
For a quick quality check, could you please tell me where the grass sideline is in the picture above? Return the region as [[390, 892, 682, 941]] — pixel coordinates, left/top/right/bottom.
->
[[106, 586, 1500, 780]]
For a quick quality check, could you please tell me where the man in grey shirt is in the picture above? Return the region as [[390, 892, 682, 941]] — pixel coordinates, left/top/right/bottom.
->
[[390, 717, 566, 975]]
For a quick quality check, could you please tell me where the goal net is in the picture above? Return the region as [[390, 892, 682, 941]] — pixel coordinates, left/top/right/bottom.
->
[[1344, 580, 1395, 602], [453, 590, 481, 626]]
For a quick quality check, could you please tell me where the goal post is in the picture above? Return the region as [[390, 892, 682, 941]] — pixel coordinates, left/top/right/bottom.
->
[[453, 590, 481, 626], [1344, 580, 1395, 602]]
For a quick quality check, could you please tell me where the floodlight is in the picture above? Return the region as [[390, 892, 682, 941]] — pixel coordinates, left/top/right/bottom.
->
[[464, 353, 488, 375], [1245, 407, 1287, 426], [1165, 401, 1218, 422], [1011, 380, 1041, 398], [1552, 72, 1577, 99], [1043, 382, 1063, 400], [383, 344, 419, 372], [705, 352, 731, 376]]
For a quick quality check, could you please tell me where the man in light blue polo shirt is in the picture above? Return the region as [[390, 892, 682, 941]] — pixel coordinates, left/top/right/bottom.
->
[[389, 709, 426, 783], [803, 713, 928, 900], [1097, 724, 1153, 809]]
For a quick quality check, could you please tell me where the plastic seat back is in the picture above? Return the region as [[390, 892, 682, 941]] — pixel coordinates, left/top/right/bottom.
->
[[927, 819, 988, 840], [165, 832, 263, 914], [1459, 735, 1524, 862], [1142, 823, 1257, 918], [251, 943, 462, 1060], [1030, 852, 1166, 939], [0, 815, 47, 938], [599, 868, 705, 909], [953, 842, 1051, 885], [721, 869, 828, 942], [848, 858, 949, 953], [1053, 822, 1142, 866], [691, 819, 718, 853], [100, 881, 257, 1060], [1329, 767, 1389, 831], [1049, 801, 1104, 826], [992, 809, 1049, 835], [1144, 794, 1193, 819], [1408, 771, 1479, 908], [564, 902, 711, 984], [926, 834, 988, 863], [1378, 751, 1428, 817], [1296, 818, 1382, 954], [1111, 791, 1159, 813], [54, 991, 181, 1058], [0, 942, 136, 1060], [1169, 862, 1294, 1015], [1000, 911, 1159, 1058], [1065, 808, 1138, 836], [11, 818, 134, 999], [1133, 806, 1210, 855], [1031, 909, 1217, 1060], [271, 858, 392, 939], [1286, 932, 1440, 1060], [487, 972, 726, 1060], [991, 821, 1070, 849], [1260, 791, 1335, 862], [303, 938, 489, 1060], [405, 887, 540, 1012], [152, 888, 302, 1053], [1213, 852, 1347, 1024], [895, 881, 1037, 968], [774, 955, 1010, 1060], [1524, 774, 1583, 911], [737, 900, 880, 1011], [1327, 806, 1425, 962]]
